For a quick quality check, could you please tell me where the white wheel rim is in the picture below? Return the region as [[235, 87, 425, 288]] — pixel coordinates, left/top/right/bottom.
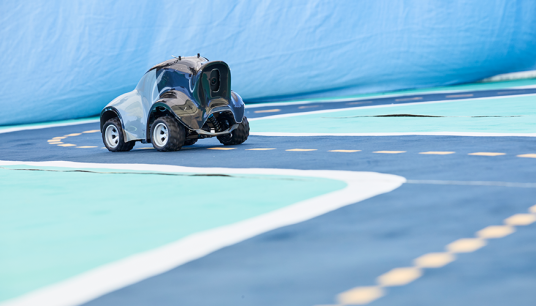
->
[[153, 123, 169, 147], [105, 125, 120, 148]]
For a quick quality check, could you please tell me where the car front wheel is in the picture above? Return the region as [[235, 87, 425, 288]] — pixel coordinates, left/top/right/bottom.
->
[[102, 118, 135, 152]]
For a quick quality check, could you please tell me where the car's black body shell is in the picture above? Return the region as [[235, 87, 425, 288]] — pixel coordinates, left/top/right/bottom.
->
[[100, 56, 245, 143]]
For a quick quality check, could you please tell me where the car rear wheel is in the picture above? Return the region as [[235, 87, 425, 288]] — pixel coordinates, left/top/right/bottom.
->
[[217, 116, 250, 145], [102, 118, 135, 152], [151, 116, 186, 151]]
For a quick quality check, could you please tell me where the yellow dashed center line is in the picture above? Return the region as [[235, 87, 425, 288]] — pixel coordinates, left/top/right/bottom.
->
[[44, 131, 533, 160], [338, 286, 384, 305], [469, 152, 506, 156], [419, 151, 455, 155], [476, 225, 514, 239], [329, 150, 361, 153], [504, 213, 536, 225], [333, 203, 536, 305], [518, 153, 536, 158], [286, 149, 317, 152], [373, 151, 406, 154], [377, 267, 422, 286], [298, 105, 319, 109], [446, 94, 473, 98], [208, 147, 236, 150], [395, 97, 422, 102], [346, 101, 372, 105], [253, 109, 281, 113], [446, 238, 486, 253], [413, 252, 454, 268], [48, 130, 99, 149]]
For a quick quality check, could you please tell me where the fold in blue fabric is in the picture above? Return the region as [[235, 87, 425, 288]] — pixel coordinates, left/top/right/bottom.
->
[[1, 0, 535, 125]]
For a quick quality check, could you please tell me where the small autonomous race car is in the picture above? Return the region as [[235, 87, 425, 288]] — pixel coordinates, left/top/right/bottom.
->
[[100, 54, 249, 152]]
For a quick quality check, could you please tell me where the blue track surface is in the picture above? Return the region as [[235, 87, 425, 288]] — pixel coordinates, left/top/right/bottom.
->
[[1, 89, 535, 306], [82, 185, 536, 306]]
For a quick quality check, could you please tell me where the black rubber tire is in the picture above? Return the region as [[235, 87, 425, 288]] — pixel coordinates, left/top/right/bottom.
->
[[184, 138, 198, 146], [217, 116, 250, 145], [102, 117, 135, 152], [150, 116, 186, 151]]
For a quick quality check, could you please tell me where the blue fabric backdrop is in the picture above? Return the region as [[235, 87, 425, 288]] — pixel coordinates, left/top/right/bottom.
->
[[1, 1, 536, 125]]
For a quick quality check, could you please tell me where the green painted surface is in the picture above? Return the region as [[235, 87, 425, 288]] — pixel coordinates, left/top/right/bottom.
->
[[0, 165, 346, 302], [247, 78, 536, 105], [251, 95, 536, 134]]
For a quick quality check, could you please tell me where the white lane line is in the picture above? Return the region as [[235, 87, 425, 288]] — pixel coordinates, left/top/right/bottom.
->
[[0, 160, 405, 306], [247, 93, 536, 121], [0, 119, 99, 135], [250, 132, 536, 137]]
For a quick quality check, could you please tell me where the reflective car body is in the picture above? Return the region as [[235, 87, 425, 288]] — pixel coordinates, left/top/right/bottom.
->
[[100, 56, 245, 143]]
